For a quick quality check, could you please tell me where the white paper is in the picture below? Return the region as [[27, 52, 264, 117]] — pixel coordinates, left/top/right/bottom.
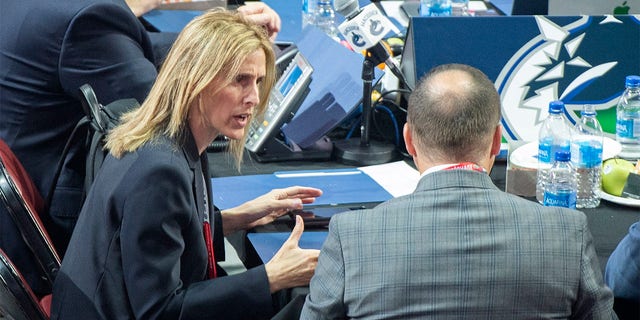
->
[[359, 161, 420, 197]]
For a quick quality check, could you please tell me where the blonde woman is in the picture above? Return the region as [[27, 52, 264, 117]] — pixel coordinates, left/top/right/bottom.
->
[[51, 9, 321, 319]]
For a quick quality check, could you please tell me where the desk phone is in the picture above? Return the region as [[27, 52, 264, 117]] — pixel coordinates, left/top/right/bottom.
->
[[245, 51, 313, 153]]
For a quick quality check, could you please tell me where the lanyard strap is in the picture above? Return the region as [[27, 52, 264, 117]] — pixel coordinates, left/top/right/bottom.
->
[[202, 174, 217, 279], [443, 162, 486, 173]]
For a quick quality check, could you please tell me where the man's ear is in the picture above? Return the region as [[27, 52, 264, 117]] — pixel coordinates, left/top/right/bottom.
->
[[403, 123, 417, 157], [490, 125, 502, 156]]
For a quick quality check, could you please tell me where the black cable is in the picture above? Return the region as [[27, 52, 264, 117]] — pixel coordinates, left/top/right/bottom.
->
[[377, 98, 406, 113], [378, 88, 412, 98]]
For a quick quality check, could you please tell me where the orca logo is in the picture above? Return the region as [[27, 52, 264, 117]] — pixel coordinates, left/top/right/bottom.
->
[[496, 15, 640, 142], [368, 19, 384, 36], [349, 31, 366, 48]]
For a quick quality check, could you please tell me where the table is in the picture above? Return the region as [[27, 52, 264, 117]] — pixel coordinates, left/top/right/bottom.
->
[[208, 150, 640, 272]]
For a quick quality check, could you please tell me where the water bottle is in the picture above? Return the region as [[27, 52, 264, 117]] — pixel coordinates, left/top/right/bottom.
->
[[420, 0, 452, 16], [536, 101, 571, 203], [616, 75, 640, 159], [571, 105, 603, 208], [543, 151, 577, 209], [314, 0, 339, 40], [302, 0, 317, 30]]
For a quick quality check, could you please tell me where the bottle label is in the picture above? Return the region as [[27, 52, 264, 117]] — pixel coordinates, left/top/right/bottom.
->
[[538, 139, 553, 164], [420, 0, 452, 16], [543, 189, 577, 209], [571, 140, 603, 168], [616, 118, 639, 139], [538, 138, 569, 164], [302, 0, 310, 14]]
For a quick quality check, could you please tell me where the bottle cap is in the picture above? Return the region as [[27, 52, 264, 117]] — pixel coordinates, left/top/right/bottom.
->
[[554, 151, 571, 162], [625, 75, 640, 88], [548, 100, 564, 114], [580, 104, 596, 117]]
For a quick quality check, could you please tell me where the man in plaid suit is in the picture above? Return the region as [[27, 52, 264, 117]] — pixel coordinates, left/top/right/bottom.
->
[[301, 64, 616, 319]]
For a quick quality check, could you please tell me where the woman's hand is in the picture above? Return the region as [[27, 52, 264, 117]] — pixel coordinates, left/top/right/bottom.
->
[[237, 2, 282, 42], [265, 215, 320, 292], [221, 186, 322, 235], [125, 0, 162, 17]]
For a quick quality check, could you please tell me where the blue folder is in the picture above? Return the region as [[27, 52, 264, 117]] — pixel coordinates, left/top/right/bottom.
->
[[248, 231, 328, 263], [210, 168, 393, 210]]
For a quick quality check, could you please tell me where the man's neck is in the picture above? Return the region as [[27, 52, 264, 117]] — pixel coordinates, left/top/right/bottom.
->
[[418, 157, 494, 175]]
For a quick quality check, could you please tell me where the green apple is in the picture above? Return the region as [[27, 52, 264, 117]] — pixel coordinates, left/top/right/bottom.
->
[[602, 158, 636, 196], [614, 1, 630, 15]]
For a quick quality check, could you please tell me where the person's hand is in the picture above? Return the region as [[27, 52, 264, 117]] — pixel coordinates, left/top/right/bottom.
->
[[125, 0, 162, 17], [265, 215, 320, 292], [237, 2, 281, 42], [221, 186, 322, 235]]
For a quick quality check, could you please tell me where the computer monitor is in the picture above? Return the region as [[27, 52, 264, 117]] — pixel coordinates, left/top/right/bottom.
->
[[247, 26, 382, 162]]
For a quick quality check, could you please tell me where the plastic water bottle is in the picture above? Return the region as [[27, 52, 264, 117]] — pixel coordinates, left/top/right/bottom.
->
[[314, 0, 339, 40], [571, 105, 603, 208], [302, 0, 317, 30], [420, 0, 452, 16], [616, 75, 640, 159], [536, 101, 571, 204], [543, 151, 577, 209]]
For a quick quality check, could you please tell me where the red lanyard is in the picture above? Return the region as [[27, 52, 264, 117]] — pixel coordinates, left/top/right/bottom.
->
[[202, 175, 217, 279], [442, 162, 486, 173]]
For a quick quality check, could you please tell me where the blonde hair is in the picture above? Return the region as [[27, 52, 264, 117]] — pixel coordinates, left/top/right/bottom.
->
[[106, 8, 276, 167]]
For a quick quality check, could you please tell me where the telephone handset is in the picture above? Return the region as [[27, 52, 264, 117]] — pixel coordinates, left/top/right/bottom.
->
[[245, 48, 313, 154]]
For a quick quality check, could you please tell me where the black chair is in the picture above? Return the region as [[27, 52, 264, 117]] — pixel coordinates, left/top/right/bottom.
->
[[0, 139, 60, 307], [0, 248, 49, 320]]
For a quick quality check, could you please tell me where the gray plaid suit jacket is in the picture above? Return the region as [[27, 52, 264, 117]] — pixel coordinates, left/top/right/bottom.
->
[[301, 169, 616, 319]]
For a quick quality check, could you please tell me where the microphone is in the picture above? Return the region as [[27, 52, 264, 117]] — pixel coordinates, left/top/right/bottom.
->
[[332, 0, 401, 166], [334, 0, 412, 90]]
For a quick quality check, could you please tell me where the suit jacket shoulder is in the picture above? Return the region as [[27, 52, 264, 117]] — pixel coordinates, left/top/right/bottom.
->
[[304, 170, 615, 319]]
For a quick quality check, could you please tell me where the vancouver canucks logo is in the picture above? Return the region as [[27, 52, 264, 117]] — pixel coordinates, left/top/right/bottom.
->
[[350, 31, 366, 47], [368, 19, 384, 36], [347, 19, 384, 48], [496, 15, 640, 142]]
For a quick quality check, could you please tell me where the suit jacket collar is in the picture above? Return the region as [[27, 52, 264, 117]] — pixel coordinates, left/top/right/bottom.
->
[[179, 130, 224, 260], [415, 169, 500, 193], [178, 129, 212, 195], [174, 129, 205, 229], [180, 129, 200, 170]]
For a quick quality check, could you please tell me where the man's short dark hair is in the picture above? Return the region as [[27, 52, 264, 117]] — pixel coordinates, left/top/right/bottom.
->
[[407, 64, 501, 161]]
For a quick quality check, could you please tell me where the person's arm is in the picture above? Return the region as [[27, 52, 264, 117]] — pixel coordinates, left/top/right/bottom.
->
[[220, 186, 322, 235], [125, 0, 162, 17], [572, 217, 618, 319], [220, 187, 322, 293], [300, 216, 348, 319], [120, 160, 274, 319], [237, 2, 281, 41], [264, 215, 320, 292], [605, 221, 640, 300], [59, 3, 158, 105]]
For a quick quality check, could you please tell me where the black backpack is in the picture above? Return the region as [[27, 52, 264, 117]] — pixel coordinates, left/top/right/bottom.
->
[[44, 84, 139, 212]]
